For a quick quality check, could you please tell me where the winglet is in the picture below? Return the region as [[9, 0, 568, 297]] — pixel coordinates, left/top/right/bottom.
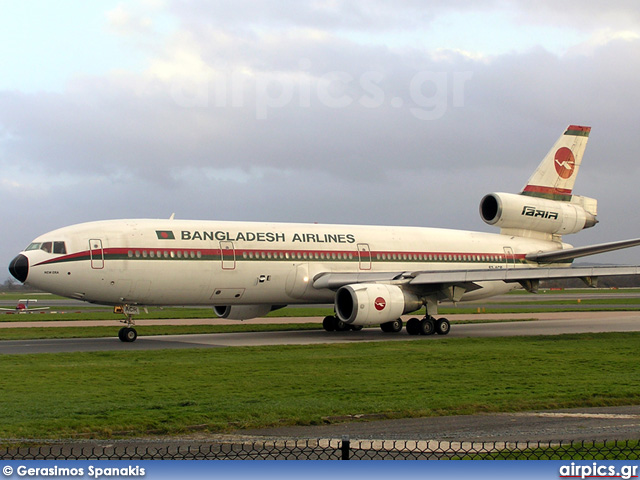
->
[[521, 125, 591, 201]]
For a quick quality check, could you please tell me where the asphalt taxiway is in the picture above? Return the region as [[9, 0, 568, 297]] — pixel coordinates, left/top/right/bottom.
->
[[236, 405, 640, 443], [2, 311, 640, 355]]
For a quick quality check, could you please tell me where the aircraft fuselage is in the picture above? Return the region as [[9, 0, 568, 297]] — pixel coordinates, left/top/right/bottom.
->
[[17, 219, 562, 307]]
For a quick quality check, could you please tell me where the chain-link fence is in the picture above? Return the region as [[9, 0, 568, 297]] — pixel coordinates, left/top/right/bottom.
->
[[2, 437, 639, 460]]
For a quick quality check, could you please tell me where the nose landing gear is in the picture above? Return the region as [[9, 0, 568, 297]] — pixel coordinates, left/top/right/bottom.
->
[[118, 326, 138, 342], [116, 305, 139, 342]]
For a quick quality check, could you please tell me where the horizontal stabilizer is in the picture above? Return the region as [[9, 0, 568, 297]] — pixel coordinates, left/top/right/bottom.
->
[[525, 238, 640, 264]]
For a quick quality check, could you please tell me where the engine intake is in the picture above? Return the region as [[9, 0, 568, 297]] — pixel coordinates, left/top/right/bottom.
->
[[480, 192, 597, 236], [335, 283, 422, 326]]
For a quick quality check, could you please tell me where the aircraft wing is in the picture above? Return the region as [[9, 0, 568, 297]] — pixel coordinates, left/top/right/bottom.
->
[[313, 265, 640, 291], [314, 236, 640, 292], [525, 238, 640, 263], [407, 265, 640, 285]]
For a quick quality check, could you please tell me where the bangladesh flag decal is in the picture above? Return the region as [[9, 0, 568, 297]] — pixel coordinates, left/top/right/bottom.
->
[[156, 230, 175, 240]]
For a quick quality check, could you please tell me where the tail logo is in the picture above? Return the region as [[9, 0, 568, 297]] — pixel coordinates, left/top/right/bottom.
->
[[374, 297, 386, 311], [554, 147, 576, 179]]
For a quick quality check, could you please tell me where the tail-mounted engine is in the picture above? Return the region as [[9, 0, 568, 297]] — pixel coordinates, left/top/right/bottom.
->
[[480, 192, 597, 238], [335, 283, 422, 326]]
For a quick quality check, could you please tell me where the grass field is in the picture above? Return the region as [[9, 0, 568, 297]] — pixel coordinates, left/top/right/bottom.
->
[[1, 332, 639, 439]]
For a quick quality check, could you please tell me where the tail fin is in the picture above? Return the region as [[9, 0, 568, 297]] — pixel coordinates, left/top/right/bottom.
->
[[521, 125, 591, 201], [479, 125, 597, 240]]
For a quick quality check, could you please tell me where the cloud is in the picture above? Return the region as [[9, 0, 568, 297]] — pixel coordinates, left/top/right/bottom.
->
[[107, 3, 157, 37], [512, 0, 640, 31], [3, 28, 640, 185]]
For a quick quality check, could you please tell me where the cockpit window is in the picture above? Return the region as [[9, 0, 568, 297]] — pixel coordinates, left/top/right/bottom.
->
[[25, 241, 67, 254], [53, 242, 67, 254]]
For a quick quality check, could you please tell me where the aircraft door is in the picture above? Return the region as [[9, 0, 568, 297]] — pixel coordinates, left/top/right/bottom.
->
[[285, 263, 310, 299], [503, 246, 515, 269], [220, 241, 236, 270], [357, 243, 371, 270], [89, 239, 104, 269]]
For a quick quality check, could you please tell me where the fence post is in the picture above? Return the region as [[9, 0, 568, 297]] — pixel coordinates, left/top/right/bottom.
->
[[341, 435, 350, 460]]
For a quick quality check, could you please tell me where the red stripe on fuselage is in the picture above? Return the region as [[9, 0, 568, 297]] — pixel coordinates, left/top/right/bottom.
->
[[522, 185, 572, 196], [33, 246, 527, 267]]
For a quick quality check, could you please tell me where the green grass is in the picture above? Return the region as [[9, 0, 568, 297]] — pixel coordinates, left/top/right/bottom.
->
[[1, 332, 639, 439]]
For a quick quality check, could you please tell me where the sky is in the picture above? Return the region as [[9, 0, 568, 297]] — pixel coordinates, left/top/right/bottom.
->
[[2, 0, 640, 281]]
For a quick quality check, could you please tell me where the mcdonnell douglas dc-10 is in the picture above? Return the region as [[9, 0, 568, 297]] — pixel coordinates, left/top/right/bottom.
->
[[9, 125, 640, 342]]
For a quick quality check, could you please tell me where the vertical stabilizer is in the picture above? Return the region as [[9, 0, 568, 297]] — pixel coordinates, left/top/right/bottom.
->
[[521, 125, 591, 201]]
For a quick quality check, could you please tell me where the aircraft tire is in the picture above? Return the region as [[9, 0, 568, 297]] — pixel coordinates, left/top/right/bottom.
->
[[406, 318, 421, 335], [380, 320, 401, 333], [380, 319, 403, 333], [322, 316, 336, 332], [119, 327, 138, 342], [334, 319, 350, 332], [351, 325, 363, 331], [419, 318, 435, 335], [435, 318, 450, 335]]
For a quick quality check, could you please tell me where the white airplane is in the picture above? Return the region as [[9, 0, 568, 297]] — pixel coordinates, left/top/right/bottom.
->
[[8, 125, 640, 342], [0, 299, 50, 313]]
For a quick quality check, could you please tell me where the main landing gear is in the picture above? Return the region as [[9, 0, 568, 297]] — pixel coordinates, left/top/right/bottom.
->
[[117, 305, 139, 342], [322, 315, 402, 333], [405, 316, 450, 336], [322, 315, 363, 332], [321, 315, 450, 336]]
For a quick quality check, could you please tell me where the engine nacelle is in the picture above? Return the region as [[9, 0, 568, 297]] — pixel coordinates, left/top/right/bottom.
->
[[480, 192, 597, 236], [335, 283, 422, 326], [213, 304, 284, 320]]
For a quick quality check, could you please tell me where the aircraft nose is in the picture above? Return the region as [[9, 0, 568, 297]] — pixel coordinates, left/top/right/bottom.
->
[[9, 254, 29, 283]]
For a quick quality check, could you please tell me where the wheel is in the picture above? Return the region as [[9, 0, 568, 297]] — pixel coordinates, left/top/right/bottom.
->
[[334, 319, 350, 332], [381, 318, 403, 333], [351, 325, 363, 331], [119, 327, 138, 342], [406, 318, 421, 335], [390, 318, 403, 333], [323, 316, 336, 332], [435, 318, 450, 335], [419, 318, 435, 335]]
